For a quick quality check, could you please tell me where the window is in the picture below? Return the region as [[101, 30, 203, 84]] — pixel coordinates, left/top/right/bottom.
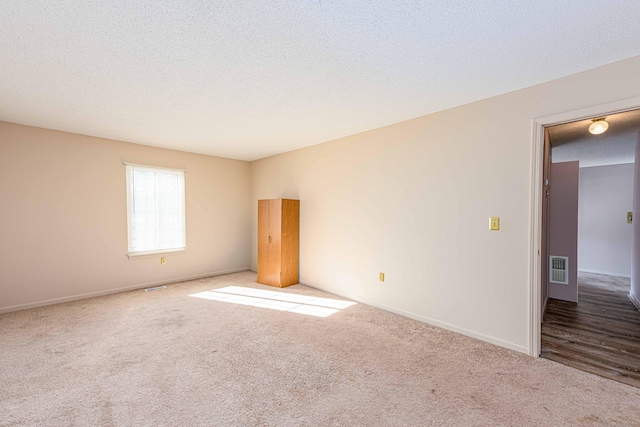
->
[[126, 164, 185, 257]]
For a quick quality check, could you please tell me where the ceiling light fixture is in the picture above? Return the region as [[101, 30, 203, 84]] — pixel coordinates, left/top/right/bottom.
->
[[588, 118, 609, 135]]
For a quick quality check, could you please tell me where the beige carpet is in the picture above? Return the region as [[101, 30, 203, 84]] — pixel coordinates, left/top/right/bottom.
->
[[1, 271, 639, 426]]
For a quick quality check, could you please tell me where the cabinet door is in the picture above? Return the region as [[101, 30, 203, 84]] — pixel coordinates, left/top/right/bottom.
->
[[257, 200, 270, 285], [280, 199, 299, 287], [257, 199, 282, 286]]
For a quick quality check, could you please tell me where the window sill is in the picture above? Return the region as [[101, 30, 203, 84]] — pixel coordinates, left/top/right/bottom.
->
[[127, 248, 187, 260]]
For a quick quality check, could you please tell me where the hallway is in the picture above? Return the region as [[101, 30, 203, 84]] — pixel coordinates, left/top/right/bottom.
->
[[541, 272, 640, 388]]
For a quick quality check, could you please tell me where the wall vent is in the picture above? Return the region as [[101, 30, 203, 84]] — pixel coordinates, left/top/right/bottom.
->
[[145, 285, 167, 292], [549, 256, 569, 285]]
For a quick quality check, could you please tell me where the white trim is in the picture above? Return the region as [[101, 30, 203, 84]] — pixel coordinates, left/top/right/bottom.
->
[[300, 279, 529, 354], [578, 268, 631, 278], [532, 96, 640, 128], [629, 293, 640, 312], [121, 161, 187, 172], [528, 95, 640, 358], [127, 248, 187, 259], [528, 119, 544, 357], [0, 267, 250, 314]]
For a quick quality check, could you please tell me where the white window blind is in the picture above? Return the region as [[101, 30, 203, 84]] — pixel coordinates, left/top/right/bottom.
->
[[126, 165, 185, 255]]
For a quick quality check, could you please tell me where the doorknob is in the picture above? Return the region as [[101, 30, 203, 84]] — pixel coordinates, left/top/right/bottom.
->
[[268, 235, 272, 243]]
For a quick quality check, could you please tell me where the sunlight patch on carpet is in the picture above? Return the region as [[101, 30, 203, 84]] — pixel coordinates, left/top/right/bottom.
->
[[189, 286, 356, 317]]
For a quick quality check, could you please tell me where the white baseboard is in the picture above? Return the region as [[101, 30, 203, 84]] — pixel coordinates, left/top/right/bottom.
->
[[578, 268, 631, 278], [629, 293, 640, 312], [299, 279, 529, 355], [0, 267, 250, 314]]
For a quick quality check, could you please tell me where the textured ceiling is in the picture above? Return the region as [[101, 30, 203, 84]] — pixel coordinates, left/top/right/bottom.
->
[[550, 109, 640, 167], [2, 2, 640, 161]]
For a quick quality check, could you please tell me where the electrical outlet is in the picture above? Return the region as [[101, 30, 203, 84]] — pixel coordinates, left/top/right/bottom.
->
[[160, 257, 166, 265], [379, 272, 385, 282]]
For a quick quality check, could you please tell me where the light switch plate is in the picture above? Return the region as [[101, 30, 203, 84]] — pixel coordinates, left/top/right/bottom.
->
[[489, 217, 500, 230], [627, 212, 633, 224]]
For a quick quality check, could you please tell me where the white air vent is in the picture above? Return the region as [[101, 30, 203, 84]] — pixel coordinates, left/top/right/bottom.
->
[[549, 256, 569, 285]]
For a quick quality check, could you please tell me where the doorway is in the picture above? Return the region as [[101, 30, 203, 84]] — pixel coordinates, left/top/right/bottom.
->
[[531, 99, 640, 387]]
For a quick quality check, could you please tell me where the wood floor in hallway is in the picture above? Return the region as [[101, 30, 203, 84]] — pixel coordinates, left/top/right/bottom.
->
[[541, 272, 640, 388]]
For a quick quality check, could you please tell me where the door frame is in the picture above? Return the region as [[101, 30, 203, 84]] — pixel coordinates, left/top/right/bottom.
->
[[528, 96, 640, 357]]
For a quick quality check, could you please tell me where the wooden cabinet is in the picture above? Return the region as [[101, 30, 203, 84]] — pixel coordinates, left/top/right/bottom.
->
[[257, 199, 299, 287]]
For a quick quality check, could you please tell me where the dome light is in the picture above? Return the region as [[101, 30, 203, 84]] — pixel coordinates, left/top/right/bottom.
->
[[588, 118, 609, 135]]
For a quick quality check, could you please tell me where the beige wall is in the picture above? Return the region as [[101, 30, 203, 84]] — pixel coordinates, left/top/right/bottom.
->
[[578, 164, 634, 277], [3, 55, 640, 352], [0, 122, 251, 312], [251, 55, 640, 353]]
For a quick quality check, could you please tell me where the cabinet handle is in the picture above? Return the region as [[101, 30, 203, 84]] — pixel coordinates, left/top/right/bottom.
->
[[268, 235, 272, 243]]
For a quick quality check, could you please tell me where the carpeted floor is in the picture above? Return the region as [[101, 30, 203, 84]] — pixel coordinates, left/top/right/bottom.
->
[[1, 271, 639, 426]]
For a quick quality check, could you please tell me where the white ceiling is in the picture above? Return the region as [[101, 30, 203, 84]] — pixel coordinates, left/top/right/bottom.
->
[[550, 109, 640, 167], [2, 1, 640, 161]]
